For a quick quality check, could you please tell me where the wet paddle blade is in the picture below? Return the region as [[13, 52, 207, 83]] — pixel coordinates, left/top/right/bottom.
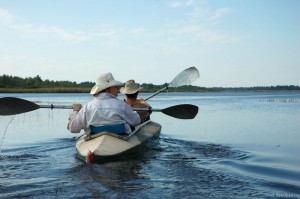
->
[[0, 97, 40, 115], [162, 104, 199, 119], [169, 66, 200, 87], [145, 66, 200, 101]]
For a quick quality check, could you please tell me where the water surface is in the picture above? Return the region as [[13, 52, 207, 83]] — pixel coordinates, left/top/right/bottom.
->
[[0, 92, 299, 198]]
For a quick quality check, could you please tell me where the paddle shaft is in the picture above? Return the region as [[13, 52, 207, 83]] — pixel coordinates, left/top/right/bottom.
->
[[0, 97, 198, 119], [144, 87, 167, 101], [38, 104, 197, 119], [39, 104, 160, 112], [39, 104, 72, 109]]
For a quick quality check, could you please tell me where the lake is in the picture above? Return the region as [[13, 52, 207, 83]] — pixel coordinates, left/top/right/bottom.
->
[[0, 92, 300, 198]]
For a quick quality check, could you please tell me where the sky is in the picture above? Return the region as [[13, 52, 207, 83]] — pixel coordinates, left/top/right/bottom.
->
[[0, 0, 299, 87]]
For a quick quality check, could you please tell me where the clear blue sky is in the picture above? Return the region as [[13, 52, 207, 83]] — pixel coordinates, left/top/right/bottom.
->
[[0, 0, 299, 87]]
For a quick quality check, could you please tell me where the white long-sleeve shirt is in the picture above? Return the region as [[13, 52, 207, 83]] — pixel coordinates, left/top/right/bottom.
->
[[68, 93, 141, 135]]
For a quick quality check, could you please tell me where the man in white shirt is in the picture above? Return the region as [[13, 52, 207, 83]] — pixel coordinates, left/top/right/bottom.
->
[[68, 72, 141, 135]]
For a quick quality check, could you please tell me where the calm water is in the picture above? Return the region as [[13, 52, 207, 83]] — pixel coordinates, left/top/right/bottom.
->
[[0, 92, 300, 198]]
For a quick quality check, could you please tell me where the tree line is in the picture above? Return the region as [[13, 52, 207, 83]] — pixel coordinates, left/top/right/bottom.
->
[[0, 75, 93, 88], [0, 74, 299, 92]]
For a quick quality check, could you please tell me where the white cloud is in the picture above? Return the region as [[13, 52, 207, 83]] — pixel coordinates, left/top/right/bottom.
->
[[94, 24, 121, 37], [169, 0, 199, 8], [209, 8, 230, 23], [0, 8, 13, 24], [12, 24, 90, 42], [0, 8, 89, 42], [186, 3, 230, 25], [165, 1, 237, 45], [186, 0, 196, 6], [169, 2, 183, 8], [176, 25, 241, 44], [127, 27, 146, 36], [188, 6, 208, 22]]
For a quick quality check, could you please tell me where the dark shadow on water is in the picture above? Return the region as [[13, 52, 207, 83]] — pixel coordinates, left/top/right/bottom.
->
[[1, 137, 299, 198], [60, 137, 270, 198], [0, 154, 39, 159]]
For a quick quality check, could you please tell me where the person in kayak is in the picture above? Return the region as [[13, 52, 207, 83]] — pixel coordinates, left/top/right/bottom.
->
[[120, 80, 152, 123], [68, 72, 141, 135]]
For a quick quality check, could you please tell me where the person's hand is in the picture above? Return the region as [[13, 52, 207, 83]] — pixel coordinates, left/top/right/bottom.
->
[[72, 103, 82, 112], [139, 98, 147, 104], [148, 107, 152, 114]]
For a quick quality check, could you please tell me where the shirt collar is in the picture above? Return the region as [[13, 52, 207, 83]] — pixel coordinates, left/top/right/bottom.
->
[[96, 92, 116, 100]]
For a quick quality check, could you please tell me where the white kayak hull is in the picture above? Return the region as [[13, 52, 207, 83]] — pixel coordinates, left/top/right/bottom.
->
[[76, 121, 161, 163]]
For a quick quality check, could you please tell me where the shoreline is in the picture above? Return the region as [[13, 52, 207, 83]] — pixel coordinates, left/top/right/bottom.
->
[[1, 87, 300, 93]]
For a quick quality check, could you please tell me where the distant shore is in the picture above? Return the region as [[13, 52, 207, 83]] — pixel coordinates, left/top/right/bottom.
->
[[0, 87, 90, 93], [1, 75, 299, 93], [1, 87, 300, 93]]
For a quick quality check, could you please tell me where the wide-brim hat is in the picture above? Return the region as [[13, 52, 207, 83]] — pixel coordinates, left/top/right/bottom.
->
[[120, 79, 143, 94], [90, 72, 123, 95]]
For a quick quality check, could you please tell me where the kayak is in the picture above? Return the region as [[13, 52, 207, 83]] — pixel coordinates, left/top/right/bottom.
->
[[75, 120, 162, 163]]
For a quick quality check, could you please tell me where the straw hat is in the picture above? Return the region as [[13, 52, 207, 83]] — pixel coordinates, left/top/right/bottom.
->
[[90, 72, 123, 95], [120, 80, 143, 94]]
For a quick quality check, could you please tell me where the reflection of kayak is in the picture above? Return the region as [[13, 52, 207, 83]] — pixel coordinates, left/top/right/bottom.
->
[[76, 121, 162, 163]]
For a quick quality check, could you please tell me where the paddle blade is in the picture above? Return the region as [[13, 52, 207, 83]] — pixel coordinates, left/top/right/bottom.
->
[[0, 97, 40, 115], [162, 104, 199, 119], [169, 66, 200, 87]]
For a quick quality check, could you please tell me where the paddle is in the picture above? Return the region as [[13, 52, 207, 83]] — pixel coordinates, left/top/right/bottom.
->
[[144, 66, 200, 101], [133, 104, 198, 119], [0, 97, 198, 119]]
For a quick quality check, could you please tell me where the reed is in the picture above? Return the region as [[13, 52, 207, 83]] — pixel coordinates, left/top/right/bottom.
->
[[259, 98, 299, 103]]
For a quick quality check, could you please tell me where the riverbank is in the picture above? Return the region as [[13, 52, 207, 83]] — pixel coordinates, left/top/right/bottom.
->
[[0, 87, 91, 93], [1, 87, 300, 93], [0, 87, 212, 93]]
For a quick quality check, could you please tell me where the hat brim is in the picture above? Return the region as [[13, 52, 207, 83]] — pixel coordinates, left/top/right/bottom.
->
[[120, 87, 143, 94], [90, 80, 123, 94]]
